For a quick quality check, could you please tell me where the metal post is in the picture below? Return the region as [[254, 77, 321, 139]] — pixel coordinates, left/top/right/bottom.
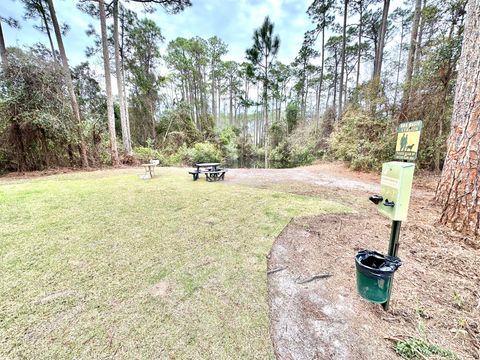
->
[[382, 220, 402, 311]]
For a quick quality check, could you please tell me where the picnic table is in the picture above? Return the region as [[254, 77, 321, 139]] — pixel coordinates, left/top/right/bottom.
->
[[189, 162, 227, 181]]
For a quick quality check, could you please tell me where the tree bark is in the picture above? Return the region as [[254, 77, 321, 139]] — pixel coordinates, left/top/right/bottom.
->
[[356, 0, 363, 88], [38, 5, 57, 62], [413, 0, 427, 77], [399, 0, 422, 118], [435, 0, 480, 236], [46, 0, 88, 167], [0, 20, 8, 65], [113, 0, 132, 155], [373, 0, 390, 80], [316, 26, 325, 132], [393, 18, 405, 111], [98, 0, 120, 165], [338, 0, 348, 117]]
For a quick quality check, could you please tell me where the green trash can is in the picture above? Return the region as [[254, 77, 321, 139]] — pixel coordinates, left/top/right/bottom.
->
[[355, 250, 402, 303]]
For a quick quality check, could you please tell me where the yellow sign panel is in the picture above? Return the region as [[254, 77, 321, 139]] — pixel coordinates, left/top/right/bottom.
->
[[395, 120, 423, 161]]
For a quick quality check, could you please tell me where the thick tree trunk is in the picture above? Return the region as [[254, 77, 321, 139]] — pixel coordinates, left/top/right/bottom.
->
[[400, 0, 422, 118], [98, 0, 120, 165], [46, 0, 88, 167], [0, 20, 8, 65], [338, 0, 348, 117], [113, 0, 132, 155], [435, 0, 480, 236], [373, 0, 390, 79]]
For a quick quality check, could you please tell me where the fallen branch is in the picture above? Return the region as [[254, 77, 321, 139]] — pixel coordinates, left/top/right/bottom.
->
[[296, 273, 332, 284], [267, 266, 287, 275]]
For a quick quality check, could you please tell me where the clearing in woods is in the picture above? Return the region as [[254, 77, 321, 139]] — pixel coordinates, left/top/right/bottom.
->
[[0, 166, 347, 359]]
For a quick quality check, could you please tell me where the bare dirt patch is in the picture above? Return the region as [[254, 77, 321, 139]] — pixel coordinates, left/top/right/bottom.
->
[[263, 164, 479, 360], [147, 281, 171, 298]]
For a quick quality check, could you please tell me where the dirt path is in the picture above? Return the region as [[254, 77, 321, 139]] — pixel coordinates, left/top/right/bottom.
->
[[230, 162, 479, 360], [228, 162, 380, 193]]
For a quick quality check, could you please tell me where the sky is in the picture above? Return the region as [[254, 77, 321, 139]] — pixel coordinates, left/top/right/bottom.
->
[[0, 0, 315, 66]]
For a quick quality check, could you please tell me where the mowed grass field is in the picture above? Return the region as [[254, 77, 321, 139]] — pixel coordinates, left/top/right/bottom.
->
[[0, 167, 348, 359]]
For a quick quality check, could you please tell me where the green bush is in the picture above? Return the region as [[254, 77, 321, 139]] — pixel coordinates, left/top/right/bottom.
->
[[218, 127, 239, 161], [330, 107, 395, 171], [133, 146, 164, 164], [175, 142, 223, 165], [192, 142, 223, 164]]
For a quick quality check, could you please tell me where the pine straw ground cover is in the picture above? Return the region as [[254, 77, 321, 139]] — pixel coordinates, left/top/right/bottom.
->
[[262, 179, 479, 360], [0, 167, 348, 359]]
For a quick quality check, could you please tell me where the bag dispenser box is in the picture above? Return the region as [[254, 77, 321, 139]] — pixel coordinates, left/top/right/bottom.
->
[[378, 161, 415, 221]]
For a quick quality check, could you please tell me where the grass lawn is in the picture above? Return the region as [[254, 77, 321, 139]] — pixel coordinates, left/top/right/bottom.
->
[[0, 167, 348, 359]]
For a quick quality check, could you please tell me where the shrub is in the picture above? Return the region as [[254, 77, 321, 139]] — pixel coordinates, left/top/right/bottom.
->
[[218, 127, 239, 161], [133, 146, 164, 164], [329, 107, 395, 171]]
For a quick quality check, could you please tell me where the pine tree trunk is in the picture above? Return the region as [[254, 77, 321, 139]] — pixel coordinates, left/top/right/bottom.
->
[[46, 0, 88, 167], [435, 0, 480, 236], [373, 0, 390, 79], [0, 20, 8, 65], [316, 26, 325, 131], [356, 1, 363, 88], [393, 19, 405, 111], [39, 6, 57, 62], [98, 0, 120, 165], [113, 0, 132, 155], [413, 0, 427, 77], [211, 68, 216, 121], [338, 0, 348, 117], [400, 0, 422, 118]]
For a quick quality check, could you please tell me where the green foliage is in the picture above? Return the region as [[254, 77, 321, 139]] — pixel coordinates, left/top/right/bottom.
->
[[285, 102, 300, 133], [269, 120, 286, 148], [174, 142, 223, 165], [190, 142, 223, 164], [218, 127, 239, 161], [0, 46, 110, 171], [394, 338, 458, 359], [270, 123, 317, 167], [133, 146, 164, 164], [156, 102, 201, 148], [330, 107, 395, 171]]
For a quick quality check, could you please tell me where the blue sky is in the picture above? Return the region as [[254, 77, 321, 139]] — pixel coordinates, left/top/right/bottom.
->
[[1, 0, 314, 66]]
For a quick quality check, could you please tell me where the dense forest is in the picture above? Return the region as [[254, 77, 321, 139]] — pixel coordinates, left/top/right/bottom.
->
[[0, 0, 467, 173]]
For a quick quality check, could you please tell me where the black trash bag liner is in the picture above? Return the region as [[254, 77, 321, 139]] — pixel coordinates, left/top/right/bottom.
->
[[355, 250, 402, 279]]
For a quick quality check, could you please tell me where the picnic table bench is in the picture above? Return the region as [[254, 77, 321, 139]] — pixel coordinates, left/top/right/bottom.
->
[[189, 163, 227, 181]]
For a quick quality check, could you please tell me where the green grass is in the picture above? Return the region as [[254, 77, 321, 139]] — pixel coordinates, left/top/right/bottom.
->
[[0, 167, 349, 359]]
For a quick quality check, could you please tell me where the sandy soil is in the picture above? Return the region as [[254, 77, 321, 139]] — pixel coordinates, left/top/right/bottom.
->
[[229, 162, 480, 360]]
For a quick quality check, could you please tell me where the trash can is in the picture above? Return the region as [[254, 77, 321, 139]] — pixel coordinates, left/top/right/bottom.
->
[[355, 250, 402, 303]]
